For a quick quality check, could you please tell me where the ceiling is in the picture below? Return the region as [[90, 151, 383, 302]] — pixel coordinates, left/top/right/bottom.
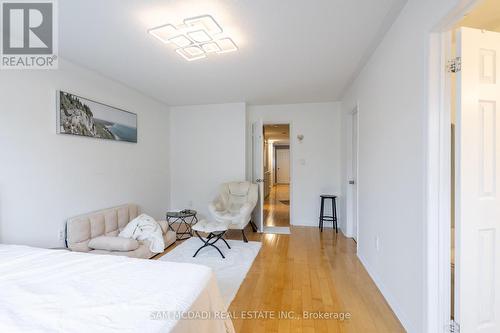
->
[[264, 124, 290, 141], [59, 0, 407, 106], [459, 0, 500, 32]]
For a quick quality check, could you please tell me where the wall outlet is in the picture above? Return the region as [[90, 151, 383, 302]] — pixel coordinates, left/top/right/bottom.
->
[[58, 230, 65, 241], [375, 236, 380, 252]]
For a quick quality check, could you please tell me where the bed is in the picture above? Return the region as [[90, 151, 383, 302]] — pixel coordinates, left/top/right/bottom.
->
[[0, 244, 234, 333]]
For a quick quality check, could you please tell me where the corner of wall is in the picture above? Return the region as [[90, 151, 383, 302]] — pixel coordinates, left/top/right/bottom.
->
[[166, 105, 173, 211]]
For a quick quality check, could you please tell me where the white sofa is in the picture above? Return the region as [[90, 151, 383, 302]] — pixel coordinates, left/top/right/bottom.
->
[[66, 204, 176, 259], [208, 181, 258, 242]]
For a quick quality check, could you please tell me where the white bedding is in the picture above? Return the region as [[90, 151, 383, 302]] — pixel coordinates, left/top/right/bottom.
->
[[0, 245, 234, 333]]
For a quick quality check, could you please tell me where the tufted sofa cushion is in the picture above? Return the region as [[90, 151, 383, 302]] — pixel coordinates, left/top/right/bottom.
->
[[88, 236, 139, 252], [67, 204, 139, 252], [66, 204, 175, 259]]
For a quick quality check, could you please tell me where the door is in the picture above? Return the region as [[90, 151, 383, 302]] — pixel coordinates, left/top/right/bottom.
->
[[455, 27, 500, 332], [351, 109, 359, 241], [276, 148, 290, 184], [252, 120, 264, 232]]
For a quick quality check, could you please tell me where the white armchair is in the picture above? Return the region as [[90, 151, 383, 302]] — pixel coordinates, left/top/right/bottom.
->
[[208, 181, 259, 242]]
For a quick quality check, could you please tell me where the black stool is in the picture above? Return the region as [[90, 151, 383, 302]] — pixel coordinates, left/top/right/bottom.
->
[[319, 195, 337, 233]]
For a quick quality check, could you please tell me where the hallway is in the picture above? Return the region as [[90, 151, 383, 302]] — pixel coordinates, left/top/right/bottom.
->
[[264, 184, 290, 227]]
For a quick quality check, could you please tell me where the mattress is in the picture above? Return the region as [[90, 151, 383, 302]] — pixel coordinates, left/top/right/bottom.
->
[[0, 244, 234, 333]]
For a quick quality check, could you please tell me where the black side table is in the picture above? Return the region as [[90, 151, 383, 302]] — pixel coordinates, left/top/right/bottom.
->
[[167, 210, 198, 240]]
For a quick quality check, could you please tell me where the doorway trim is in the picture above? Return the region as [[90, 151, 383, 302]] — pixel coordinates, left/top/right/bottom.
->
[[263, 121, 294, 226], [346, 103, 359, 243], [426, 1, 480, 332]]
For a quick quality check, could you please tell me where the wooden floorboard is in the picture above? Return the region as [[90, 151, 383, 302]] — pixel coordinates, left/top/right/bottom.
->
[[264, 184, 290, 227], [155, 217, 404, 332]]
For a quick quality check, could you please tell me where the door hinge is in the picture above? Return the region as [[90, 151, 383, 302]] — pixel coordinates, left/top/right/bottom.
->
[[449, 319, 460, 333], [447, 57, 462, 73]]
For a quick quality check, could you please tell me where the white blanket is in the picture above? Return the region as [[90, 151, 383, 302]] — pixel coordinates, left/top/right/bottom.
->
[[0, 244, 234, 333], [119, 214, 165, 253]]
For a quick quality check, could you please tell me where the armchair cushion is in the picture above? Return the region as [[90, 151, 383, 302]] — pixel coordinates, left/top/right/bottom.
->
[[209, 181, 258, 230], [239, 202, 253, 216]]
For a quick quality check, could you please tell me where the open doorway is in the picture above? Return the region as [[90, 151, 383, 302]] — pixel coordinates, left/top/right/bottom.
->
[[262, 124, 290, 231], [453, 3, 500, 329], [432, 0, 500, 331]]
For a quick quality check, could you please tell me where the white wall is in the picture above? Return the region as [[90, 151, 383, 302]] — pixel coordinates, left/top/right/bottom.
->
[[169, 103, 246, 219], [247, 102, 342, 227], [340, 0, 462, 331], [0, 60, 171, 248]]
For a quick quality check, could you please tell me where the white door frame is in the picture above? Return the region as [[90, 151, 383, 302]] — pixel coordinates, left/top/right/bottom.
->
[[252, 120, 264, 232], [346, 103, 359, 243], [263, 121, 294, 225], [426, 1, 480, 332]]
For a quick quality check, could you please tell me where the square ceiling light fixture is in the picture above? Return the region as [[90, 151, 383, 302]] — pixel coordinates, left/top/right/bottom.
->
[[148, 15, 238, 61]]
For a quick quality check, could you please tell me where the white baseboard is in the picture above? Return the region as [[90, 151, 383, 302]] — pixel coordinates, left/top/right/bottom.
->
[[357, 253, 417, 333]]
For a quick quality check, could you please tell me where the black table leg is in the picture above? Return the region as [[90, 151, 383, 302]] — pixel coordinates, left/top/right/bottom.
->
[[333, 197, 338, 233], [319, 197, 325, 232], [167, 214, 198, 241]]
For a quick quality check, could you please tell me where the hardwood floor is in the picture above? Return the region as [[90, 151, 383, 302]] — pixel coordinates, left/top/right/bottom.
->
[[264, 184, 290, 227], [156, 224, 404, 332]]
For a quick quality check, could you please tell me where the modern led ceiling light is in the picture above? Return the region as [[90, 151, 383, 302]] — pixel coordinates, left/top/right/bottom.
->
[[148, 15, 238, 61], [169, 35, 192, 48], [201, 42, 221, 53]]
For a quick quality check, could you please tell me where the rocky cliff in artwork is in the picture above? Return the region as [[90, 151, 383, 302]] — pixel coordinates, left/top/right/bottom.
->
[[59, 92, 115, 140]]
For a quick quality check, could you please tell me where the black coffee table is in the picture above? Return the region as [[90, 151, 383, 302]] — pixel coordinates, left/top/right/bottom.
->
[[166, 210, 198, 240]]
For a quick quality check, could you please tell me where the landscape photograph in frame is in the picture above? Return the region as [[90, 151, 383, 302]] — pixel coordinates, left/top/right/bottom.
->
[[57, 91, 137, 143]]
